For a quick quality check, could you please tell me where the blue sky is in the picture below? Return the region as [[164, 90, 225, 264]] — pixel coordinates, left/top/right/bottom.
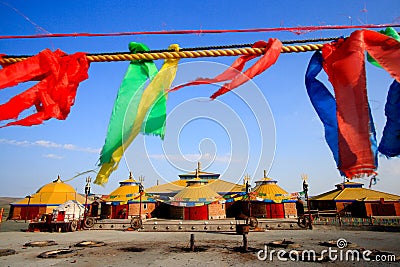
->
[[0, 1, 399, 197]]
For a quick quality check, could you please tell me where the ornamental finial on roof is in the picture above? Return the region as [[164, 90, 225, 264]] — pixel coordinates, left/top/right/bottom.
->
[[197, 162, 201, 172], [243, 174, 250, 185], [264, 170, 267, 178], [53, 175, 62, 183]]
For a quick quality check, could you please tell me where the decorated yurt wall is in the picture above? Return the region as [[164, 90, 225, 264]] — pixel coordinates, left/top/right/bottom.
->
[[127, 202, 156, 219], [283, 202, 297, 218], [208, 203, 226, 220]]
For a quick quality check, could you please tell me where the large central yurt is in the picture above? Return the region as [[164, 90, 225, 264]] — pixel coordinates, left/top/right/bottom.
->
[[8, 176, 86, 220], [160, 168, 226, 220], [147, 162, 245, 198], [101, 174, 156, 219]]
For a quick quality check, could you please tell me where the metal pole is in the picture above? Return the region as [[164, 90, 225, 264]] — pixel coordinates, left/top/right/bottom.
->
[[303, 180, 313, 230], [245, 180, 251, 217], [84, 177, 91, 221], [84, 194, 88, 219], [138, 182, 144, 220], [139, 194, 142, 219], [138, 175, 145, 220], [25, 195, 32, 223], [306, 192, 313, 230]]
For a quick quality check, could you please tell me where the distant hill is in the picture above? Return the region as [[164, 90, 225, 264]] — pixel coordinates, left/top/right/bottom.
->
[[0, 197, 21, 207], [0, 197, 22, 220]]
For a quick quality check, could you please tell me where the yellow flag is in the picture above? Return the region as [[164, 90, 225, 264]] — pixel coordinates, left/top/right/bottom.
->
[[95, 44, 180, 185]]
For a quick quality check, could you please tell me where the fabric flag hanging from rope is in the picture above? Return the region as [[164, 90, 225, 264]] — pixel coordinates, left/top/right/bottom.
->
[[169, 39, 282, 99], [96, 42, 158, 185], [0, 49, 89, 127], [321, 29, 400, 178], [367, 27, 400, 68], [305, 51, 340, 167], [95, 44, 180, 185], [306, 52, 379, 178], [378, 80, 400, 157], [366, 27, 400, 158], [140, 85, 167, 138]]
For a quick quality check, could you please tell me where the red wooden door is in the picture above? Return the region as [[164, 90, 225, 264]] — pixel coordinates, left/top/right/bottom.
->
[[265, 203, 272, 218], [20, 206, 40, 220], [113, 204, 128, 219], [187, 206, 208, 220], [271, 204, 285, 218]]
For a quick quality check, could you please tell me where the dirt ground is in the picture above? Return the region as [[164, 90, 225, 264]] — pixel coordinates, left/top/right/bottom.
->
[[0, 221, 399, 267]]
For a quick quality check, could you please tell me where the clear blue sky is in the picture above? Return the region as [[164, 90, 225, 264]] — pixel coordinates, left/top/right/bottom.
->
[[0, 1, 399, 197]]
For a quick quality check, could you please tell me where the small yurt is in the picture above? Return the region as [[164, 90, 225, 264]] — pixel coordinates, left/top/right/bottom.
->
[[53, 200, 85, 222], [227, 171, 297, 219], [101, 174, 156, 219], [166, 176, 225, 220], [310, 181, 400, 217], [8, 176, 86, 220]]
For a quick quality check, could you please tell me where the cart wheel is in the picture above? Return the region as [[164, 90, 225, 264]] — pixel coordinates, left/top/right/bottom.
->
[[130, 217, 142, 230], [247, 216, 258, 229], [70, 220, 78, 232], [84, 217, 95, 228], [297, 215, 310, 228]]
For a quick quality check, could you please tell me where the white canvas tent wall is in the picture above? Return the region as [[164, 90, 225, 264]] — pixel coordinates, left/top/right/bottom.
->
[[52, 200, 84, 222]]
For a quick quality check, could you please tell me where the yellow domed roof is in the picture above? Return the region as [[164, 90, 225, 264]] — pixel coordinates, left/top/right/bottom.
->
[[173, 184, 221, 202], [104, 184, 140, 202], [103, 175, 154, 203], [15, 176, 86, 205], [252, 172, 289, 202], [36, 176, 77, 194]]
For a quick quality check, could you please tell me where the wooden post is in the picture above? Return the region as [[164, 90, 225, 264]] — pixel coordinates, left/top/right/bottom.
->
[[190, 234, 195, 252], [243, 233, 248, 251]]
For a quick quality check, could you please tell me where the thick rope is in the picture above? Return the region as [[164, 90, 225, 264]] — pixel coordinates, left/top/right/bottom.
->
[[0, 43, 324, 64]]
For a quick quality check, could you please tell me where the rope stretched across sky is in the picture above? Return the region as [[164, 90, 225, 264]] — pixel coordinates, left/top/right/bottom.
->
[[0, 23, 398, 39], [0, 43, 324, 64]]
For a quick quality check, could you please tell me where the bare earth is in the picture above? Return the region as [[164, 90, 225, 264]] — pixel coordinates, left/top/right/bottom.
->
[[0, 221, 399, 267]]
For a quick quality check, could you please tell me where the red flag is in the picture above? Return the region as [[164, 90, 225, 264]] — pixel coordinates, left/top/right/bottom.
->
[[0, 49, 89, 127], [211, 39, 282, 99], [322, 30, 400, 177], [169, 39, 282, 99]]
